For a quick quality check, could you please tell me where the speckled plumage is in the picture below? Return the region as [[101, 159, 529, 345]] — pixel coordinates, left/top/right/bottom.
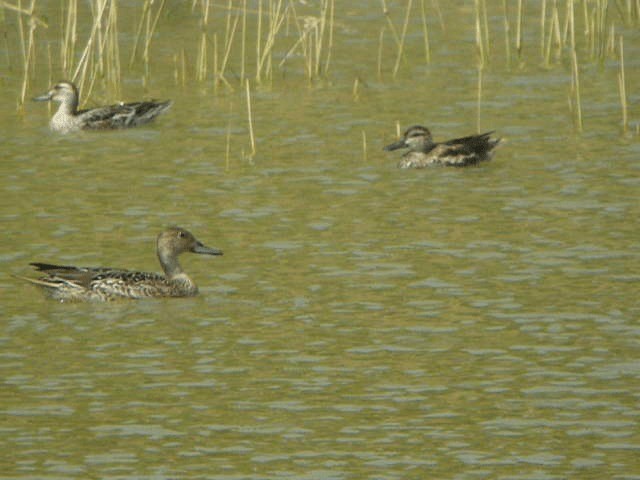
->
[[384, 125, 501, 168], [33, 81, 172, 133], [20, 227, 222, 302]]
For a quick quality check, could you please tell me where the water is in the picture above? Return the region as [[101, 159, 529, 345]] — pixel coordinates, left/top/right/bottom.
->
[[1, 1, 639, 478]]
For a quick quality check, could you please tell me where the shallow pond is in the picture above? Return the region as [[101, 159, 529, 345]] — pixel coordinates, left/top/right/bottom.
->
[[1, 1, 639, 478]]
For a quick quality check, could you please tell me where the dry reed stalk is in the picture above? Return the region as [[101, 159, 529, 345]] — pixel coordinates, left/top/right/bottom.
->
[[279, 0, 333, 79], [256, 0, 287, 82], [62, 0, 77, 74], [240, 0, 247, 83], [540, 0, 546, 59], [19, 8, 37, 108], [362, 130, 367, 162], [129, 0, 165, 69], [16, 0, 27, 72], [196, 33, 208, 82], [617, 35, 628, 133], [144, 0, 165, 65], [218, 12, 240, 88], [173, 52, 179, 84], [323, 0, 335, 74], [481, 0, 490, 57], [245, 79, 256, 158], [226, 119, 232, 169], [502, 0, 511, 67], [313, 0, 328, 76], [380, 0, 402, 50], [516, 0, 523, 57], [180, 47, 186, 86], [213, 33, 218, 88], [392, 0, 412, 78], [570, 49, 582, 132], [419, 0, 430, 64], [129, 0, 150, 66], [256, 0, 262, 77], [568, 0, 576, 52], [474, 0, 486, 67], [476, 64, 483, 132], [72, 0, 109, 94], [353, 76, 359, 101], [195, 0, 210, 82], [377, 27, 385, 79]]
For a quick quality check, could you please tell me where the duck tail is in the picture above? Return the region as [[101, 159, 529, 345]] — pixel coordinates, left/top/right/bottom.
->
[[12, 274, 60, 288]]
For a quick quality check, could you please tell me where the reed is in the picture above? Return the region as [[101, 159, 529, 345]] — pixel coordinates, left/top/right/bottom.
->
[[569, 48, 582, 132], [18, 9, 37, 109], [380, 0, 402, 57], [476, 64, 483, 132], [255, 0, 287, 83], [543, 0, 562, 65], [225, 118, 232, 169], [245, 78, 256, 159], [240, 0, 247, 84], [279, 0, 334, 80], [540, 0, 546, 59], [130, 0, 166, 74], [419, 0, 430, 64], [474, 0, 488, 67], [515, 0, 524, 58], [70, 0, 121, 102], [323, 0, 335, 74], [362, 130, 367, 162], [392, 0, 412, 78], [61, 0, 77, 74], [617, 35, 628, 133], [194, 0, 210, 82], [218, 8, 240, 87], [502, 0, 511, 67], [377, 27, 385, 79]]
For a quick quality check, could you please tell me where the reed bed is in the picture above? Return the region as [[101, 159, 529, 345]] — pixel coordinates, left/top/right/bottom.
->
[[1, 0, 636, 133]]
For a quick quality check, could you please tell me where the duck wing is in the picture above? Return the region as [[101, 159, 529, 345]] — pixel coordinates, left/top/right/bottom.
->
[[76, 100, 172, 129], [29, 262, 162, 287], [434, 131, 501, 166]]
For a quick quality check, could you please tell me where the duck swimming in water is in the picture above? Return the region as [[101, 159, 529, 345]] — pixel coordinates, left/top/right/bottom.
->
[[384, 125, 501, 168], [19, 227, 222, 302], [33, 81, 172, 133]]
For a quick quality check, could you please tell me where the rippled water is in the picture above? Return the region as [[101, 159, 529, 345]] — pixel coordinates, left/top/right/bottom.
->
[[1, 1, 639, 478]]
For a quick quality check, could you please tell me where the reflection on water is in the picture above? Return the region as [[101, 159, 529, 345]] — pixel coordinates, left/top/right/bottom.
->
[[1, 0, 639, 478]]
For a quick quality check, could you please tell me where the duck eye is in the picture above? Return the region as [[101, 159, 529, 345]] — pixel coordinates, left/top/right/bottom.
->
[[177, 231, 186, 238]]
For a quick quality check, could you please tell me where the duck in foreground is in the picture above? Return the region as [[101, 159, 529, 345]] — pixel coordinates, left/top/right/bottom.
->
[[19, 227, 222, 302], [33, 81, 172, 133], [384, 125, 501, 168]]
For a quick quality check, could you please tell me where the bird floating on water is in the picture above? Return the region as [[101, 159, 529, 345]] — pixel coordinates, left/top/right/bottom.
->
[[18, 227, 222, 302], [384, 125, 501, 168], [33, 81, 172, 133]]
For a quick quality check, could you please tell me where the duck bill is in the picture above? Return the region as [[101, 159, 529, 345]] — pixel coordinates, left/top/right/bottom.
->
[[32, 91, 52, 102], [383, 139, 407, 151], [192, 242, 223, 256]]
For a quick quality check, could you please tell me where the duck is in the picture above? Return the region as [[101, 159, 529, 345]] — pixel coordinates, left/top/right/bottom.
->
[[33, 81, 172, 133], [18, 227, 222, 302], [384, 125, 501, 168]]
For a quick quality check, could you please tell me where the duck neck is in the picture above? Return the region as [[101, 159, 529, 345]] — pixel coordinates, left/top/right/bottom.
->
[[158, 251, 184, 279], [57, 96, 79, 116], [419, 138, 435, 153]]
